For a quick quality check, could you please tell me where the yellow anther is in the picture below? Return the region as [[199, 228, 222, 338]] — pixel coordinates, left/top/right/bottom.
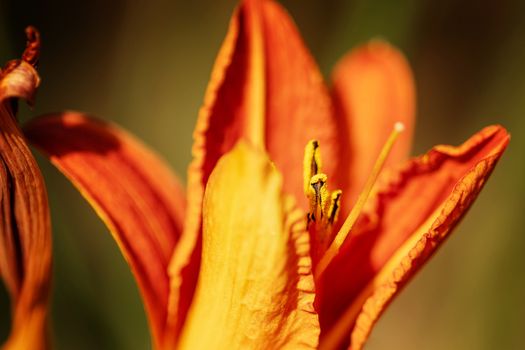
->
[[303, 140, 322, 195], [303, 141, 344, 237], [327, 190, 342, 225], [308, 173, 329, 223], [315, 122, 405, 280]]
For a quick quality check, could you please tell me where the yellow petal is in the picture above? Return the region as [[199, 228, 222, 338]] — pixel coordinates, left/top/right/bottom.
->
[[178, 142, 320, 350]]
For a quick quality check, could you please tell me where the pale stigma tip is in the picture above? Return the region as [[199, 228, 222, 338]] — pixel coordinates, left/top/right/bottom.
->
[[394, 121, 405, 133]]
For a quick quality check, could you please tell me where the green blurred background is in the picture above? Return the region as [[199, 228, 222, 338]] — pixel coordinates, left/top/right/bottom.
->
[[1, 0, 524, 349]]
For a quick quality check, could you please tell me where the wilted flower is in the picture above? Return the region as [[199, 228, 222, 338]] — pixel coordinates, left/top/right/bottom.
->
[[0, 27, 51, 350]]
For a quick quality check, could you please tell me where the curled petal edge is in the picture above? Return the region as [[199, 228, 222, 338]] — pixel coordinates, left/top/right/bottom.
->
[[319, 125, 509, 350]]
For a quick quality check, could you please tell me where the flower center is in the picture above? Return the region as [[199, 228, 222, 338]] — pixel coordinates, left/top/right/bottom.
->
[[303, 122, 405, 279], [303, 141, 342, 245]]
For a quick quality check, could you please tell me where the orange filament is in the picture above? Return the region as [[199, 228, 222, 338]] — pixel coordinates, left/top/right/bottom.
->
[[314, 122, 405, 280]]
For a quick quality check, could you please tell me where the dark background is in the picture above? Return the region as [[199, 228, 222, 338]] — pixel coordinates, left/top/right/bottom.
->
[[1, 0, 524, 349]]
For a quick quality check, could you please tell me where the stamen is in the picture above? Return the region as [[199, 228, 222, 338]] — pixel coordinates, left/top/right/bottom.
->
[[303, 140, 322, 195], [308, 173, 328, 223], [315, 122, 405, 280], [327, 190, 342, 225]]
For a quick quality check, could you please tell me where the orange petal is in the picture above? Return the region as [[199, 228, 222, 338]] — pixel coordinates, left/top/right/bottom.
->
[[317, 125, 509, 350], [261, 0, 339, 207], [169, 0, 339, 339], [24, 112, 186, 349], [166, 3, 262, 340], [0, 28, 52, 350], [331, 41, 416, 213], [178, 142, 319, 349]]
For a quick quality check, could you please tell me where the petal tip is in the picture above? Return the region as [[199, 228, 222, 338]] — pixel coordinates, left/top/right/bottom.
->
[[333, 39, 410, 75]]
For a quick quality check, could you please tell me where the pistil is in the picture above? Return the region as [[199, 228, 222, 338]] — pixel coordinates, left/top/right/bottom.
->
[[314, 122, 405, 280]]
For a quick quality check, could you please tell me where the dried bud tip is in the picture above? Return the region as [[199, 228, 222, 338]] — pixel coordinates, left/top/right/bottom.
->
[[22, 26, 40, 67]]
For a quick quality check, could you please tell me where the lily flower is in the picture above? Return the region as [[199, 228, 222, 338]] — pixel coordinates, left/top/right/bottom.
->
[[15, 0, 510, 349], [0, 28, 52, 350]]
